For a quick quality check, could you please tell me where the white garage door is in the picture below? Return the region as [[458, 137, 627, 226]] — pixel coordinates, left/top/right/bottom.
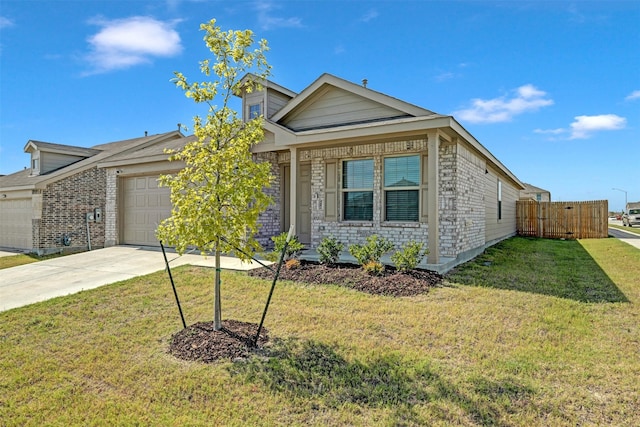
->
[[0, 198, 33, 250], [122, 176, 172, 246]]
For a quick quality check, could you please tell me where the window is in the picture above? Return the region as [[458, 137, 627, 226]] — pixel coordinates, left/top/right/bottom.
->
[[342, 159, 373, 221], [497, 180, 502, 220], [249, 103, 261, 119], [384, 155, 420, 221], [32, 158, 39, 171]]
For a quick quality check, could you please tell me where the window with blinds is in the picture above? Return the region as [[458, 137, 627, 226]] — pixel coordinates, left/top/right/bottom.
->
[[384, 155, 420, 221], [342, 159, 373, 221]]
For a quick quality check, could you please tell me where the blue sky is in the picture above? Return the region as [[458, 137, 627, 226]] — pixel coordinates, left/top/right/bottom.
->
[[1, 0, 638, 211]]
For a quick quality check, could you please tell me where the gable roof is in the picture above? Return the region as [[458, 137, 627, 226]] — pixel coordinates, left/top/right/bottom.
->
[[253, 73, 524, 189], [0, 131, 184, 191], [272, 73, 438, 130], [24, 140, 103, 158]]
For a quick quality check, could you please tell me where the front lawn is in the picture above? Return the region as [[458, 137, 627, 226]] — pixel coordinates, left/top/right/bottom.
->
[[1, 237, 638, 426], [0, 252, 66, 270]]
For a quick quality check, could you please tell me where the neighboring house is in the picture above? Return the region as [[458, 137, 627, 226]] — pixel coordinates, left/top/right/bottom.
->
[[239, 73, 525, 270], [520, 183, 551, 202], [0, 131, 185, 254]]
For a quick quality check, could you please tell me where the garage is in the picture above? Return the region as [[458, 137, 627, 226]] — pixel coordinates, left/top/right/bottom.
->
[[0, 198, 33, 250], [121, 176, 172, 246]]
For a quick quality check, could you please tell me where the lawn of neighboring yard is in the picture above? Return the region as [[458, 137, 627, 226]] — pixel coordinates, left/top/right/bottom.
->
[[608, 223, 640, 235], [1, 237, 638, 426], [0, 252, 65, 270]]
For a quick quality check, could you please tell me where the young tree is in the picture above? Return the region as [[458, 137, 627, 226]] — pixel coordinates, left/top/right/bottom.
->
[[157, 19, 272, 330]]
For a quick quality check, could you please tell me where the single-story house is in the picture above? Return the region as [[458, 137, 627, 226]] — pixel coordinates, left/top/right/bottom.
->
[[520, 183, 551, 202], [241, 73, 526, 269], [0, 131, 185, 254], [1, 73, 526, 272]]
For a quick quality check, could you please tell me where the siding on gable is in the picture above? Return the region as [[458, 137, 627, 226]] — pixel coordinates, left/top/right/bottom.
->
[[282, 87, 408, 131], [267, 89, 291, 118], [40, 152, 85, 174]]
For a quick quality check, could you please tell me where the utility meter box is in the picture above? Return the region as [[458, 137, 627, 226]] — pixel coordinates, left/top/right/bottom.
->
[[94, 208, 103, 222], [86, 212, 94, 221]]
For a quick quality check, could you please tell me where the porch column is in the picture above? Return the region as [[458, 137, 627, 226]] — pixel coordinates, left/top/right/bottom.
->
[[289, 147, 298, 236], [427, 131, 440, 264]]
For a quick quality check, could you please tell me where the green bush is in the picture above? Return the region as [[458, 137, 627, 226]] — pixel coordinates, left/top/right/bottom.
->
[[391, 241, 429, 272], [348, 235, 394, 267], [266, 232, 305, 262], [317, 236, 344, 265]]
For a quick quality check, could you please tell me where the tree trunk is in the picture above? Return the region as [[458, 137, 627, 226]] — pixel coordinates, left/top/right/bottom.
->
[[214, 241, 222, 330]]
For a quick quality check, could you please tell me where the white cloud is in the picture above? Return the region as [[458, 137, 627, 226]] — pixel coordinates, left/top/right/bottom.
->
[[360, 9, 379, 23], [454, 84, 554, 124], [255, 1, 303, 30], [569, 114, 626, 139], [84, 16, 182, 74], [0, 16, 14, 28], [534, 128, 565, 135], [625, 90, 640, 101]]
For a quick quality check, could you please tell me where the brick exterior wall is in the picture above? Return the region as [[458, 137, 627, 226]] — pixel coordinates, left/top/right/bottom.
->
[[450, 142, 486, 255], [255, 137, 492, 259], [254, 152, 281, 249], [35, 167, 107, 254], [105, 169, 118, 247]]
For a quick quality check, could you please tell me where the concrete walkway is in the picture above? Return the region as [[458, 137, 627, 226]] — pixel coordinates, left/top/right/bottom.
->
[[0, 246, 268, 313]]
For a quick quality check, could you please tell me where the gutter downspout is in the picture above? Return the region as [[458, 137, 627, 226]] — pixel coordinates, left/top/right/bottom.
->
[[86, 212, 92, 251]]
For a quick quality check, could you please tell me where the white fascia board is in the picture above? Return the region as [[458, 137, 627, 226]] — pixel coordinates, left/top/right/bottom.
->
[[0, 185, 36, 193], [97, 154, 171, 168]]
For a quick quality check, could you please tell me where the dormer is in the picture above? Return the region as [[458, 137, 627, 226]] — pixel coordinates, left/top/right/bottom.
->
[[237, 74, 297, 123], [24, 140, 101, 176]]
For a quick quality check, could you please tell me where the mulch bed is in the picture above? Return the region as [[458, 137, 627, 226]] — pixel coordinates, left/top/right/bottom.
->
[[169, 262, 443, 363], [169, 320, 268, 363], [247, 260, 443, 297]]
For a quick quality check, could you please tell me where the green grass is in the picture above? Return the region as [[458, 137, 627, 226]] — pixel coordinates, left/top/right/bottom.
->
[[0, 252, 66, 270], [1, 237, 639, 426], [446, 237, 628, 302], [608, 223, 640, 235]]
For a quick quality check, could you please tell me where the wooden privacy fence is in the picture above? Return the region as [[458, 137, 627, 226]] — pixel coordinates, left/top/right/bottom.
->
[[516, 200, 608, 239]]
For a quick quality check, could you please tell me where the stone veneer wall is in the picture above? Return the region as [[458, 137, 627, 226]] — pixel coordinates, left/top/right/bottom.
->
[[36, 166, 107, 253]]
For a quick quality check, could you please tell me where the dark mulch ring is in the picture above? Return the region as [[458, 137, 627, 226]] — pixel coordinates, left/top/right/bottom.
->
[[248, 260, 444, 297], [169, 320, 269, 363]]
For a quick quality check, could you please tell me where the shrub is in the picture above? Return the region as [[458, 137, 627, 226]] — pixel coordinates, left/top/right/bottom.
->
[[266, 232, 305, 262], [348, 235, 394, 267], [317, 236, 344, 265], [391, 241, 429, 272], [285, 258, 301, 270], [363, 260, 385, 276]]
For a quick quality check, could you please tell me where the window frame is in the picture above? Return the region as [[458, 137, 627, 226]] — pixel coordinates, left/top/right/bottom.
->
[[248, 103, 262, 119], [383, 154, 421, 222], [497, 179, 503, 220], [341, 158, 374, 222]]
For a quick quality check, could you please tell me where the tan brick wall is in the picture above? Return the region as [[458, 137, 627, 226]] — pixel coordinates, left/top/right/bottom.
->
[[36, 167, 107, 253]]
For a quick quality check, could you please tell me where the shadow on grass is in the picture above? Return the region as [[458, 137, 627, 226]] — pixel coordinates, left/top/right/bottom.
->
[[229, 338, 534, 426], [446, 237, 628, 303]]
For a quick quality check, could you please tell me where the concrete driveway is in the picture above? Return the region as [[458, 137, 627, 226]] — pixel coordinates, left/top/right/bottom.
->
[[0, 246, 267, 312]]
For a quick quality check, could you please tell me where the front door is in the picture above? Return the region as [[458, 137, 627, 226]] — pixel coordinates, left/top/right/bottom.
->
[[297, 163, 311, 244]]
